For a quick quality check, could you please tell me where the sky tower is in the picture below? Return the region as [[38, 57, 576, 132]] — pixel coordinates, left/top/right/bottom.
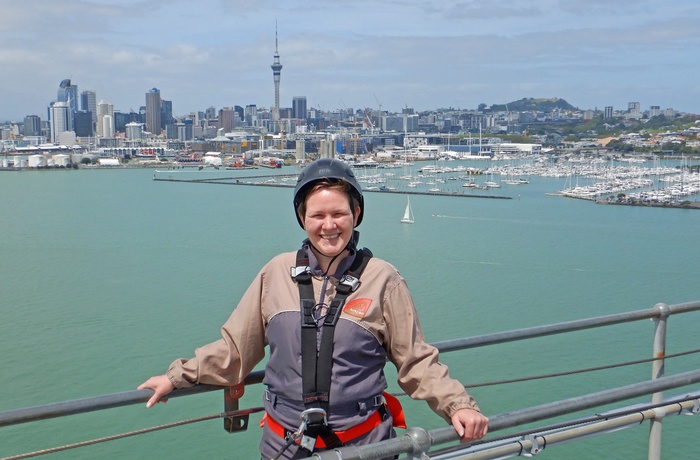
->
[[270, 23, 283, 122]]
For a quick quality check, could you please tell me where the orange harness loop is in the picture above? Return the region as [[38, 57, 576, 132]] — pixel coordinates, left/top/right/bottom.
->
[[261, 392, 406, 449]]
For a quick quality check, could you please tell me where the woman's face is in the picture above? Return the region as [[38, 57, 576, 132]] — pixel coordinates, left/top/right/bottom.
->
[[301, 186, 360, 258]]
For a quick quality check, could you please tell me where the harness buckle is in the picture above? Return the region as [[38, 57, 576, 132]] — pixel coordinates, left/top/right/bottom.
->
[[291, 265, 311, 280], [339, 273, 361, 292], [301, 407, 328, 426], [296, 408, 328, 452]]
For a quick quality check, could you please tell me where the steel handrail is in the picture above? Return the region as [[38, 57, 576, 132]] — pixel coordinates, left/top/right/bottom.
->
[[305, 371, 700, 460], [2, 301, 699, 429]]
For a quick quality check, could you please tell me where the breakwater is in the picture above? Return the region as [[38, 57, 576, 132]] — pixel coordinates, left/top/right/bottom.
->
[[152, 173, 512, 200]]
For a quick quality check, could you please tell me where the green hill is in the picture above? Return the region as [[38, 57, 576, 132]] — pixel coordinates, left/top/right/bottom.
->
[[490, 98, 577, 112]]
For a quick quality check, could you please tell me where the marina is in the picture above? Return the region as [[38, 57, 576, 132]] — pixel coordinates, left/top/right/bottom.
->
[[147, 154, 700, 207]]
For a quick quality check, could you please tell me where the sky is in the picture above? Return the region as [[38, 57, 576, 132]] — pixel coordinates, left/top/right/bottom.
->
[[1, 0, 700, 123]]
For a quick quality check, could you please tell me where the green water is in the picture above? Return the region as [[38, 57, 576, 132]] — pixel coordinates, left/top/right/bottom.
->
[[1, 165, 699, 459]]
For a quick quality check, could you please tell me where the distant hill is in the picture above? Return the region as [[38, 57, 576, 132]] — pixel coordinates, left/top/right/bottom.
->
[[490, 98, 578, 112]]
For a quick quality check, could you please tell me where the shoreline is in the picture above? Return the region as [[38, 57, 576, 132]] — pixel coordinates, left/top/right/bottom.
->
[[597, 199, 700, 210]]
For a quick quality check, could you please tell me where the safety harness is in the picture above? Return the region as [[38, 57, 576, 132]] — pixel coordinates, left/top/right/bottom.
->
[[292, 246, 372, 452]]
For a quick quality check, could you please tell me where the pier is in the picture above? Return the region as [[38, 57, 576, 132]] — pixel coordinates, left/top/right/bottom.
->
[[152, 173, 512, 199]]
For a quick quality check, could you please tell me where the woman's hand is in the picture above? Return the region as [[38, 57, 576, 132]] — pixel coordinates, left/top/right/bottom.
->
[[137, 375, 174, 408]]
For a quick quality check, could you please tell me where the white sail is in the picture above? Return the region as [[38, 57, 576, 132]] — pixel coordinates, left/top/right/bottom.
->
[[400, 196, 414, 224]]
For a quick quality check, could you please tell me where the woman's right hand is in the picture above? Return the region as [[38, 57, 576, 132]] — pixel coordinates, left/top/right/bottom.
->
[[137, 375, 174, 408]]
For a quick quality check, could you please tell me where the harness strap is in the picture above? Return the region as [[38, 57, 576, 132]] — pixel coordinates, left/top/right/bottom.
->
[[291, 246, 374, 449]]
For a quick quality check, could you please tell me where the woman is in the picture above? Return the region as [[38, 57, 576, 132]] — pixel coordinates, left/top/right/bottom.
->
[[139, 158, 488, 459]]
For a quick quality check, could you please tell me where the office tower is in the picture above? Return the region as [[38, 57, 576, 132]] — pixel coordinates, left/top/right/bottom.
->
[[125, 122, 144, 140], [270, 25, 283, 121], [146, 88, 162, 135], [245, 104, 257, 126], [292, 96, 307, 120], [57, 79, 79, 119], [161, 99, 173, 129], [234, 106, 244, 121], [115, 111, 139, 133], [74, 111, 94, 137], [49, 101, 72, 142], [96, 100, 114, 137], [81, 90, 97, 124], [219, 107, 236, 133], [23, 115, 42, 136]]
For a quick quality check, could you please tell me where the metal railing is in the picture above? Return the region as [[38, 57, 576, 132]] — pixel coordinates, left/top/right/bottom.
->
[[2, 300, 700, 460]]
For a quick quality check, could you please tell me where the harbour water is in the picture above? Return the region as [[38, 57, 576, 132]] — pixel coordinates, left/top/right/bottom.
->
[[1, 162, 700, 459]]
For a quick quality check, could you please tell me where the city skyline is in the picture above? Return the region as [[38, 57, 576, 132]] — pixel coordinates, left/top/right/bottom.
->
[[1, 0, 699, 122]]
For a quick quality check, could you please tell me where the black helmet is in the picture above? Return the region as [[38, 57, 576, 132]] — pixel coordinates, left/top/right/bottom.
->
[[293, 158, 364, 228]]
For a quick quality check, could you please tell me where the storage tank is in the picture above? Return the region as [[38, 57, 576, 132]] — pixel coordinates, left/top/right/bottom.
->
[[53, 154, 71, 167], [28, 154, 47, 168]]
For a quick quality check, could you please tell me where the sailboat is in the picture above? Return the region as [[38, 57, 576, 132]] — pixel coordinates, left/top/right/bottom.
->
[[400, 196, 414, 224]]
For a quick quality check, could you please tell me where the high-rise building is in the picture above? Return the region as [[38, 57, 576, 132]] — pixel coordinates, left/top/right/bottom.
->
[[81, 90, 97, 124], [292, 96, 307, 120], [74, 111, 94, 137], [48, 101, 72, 143], [23, 115, 42, 136], [604, 106, 614, 119], [57, 79, 78, 119], [649, 106, 661, 117], [125, 122, 144, 141], [270, 26, 283, 122], [96, 100, 114, 138], [245, 104, 257, 127], [161, 99, 173, 129], [219, 107, 236, 133], [146, 88, 162, 135], [234, 106, 244, 121], [115, 111, 140, 133]]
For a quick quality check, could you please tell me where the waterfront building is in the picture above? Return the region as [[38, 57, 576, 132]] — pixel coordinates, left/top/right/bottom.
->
[[146, 88, 162, 135], [48, 101, 72, 143], [81, 90, 97, 124], [270, 25, 283, 122]]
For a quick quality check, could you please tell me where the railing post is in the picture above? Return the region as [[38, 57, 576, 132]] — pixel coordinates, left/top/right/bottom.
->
[[648, 303, 669, 460]]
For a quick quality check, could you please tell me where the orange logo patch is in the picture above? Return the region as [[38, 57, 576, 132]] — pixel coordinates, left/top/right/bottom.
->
[[343, 298, 372, 318]]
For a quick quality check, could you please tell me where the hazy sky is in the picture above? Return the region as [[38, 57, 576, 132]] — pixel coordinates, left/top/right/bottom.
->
[[2, 0, 699, 122]]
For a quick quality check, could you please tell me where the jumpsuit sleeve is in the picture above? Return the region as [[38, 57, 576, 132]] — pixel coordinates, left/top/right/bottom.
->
[[165, 267, 268, 388], [383, 275, 480, 422]]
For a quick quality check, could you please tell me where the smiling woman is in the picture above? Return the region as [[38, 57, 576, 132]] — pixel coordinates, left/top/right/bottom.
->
[[138, 158, 488, 459]]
